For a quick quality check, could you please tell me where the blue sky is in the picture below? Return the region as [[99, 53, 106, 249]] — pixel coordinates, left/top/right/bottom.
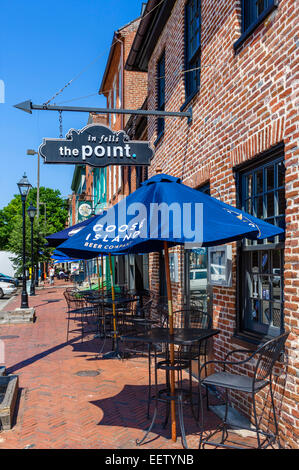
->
[[0, 0, 144, 209]]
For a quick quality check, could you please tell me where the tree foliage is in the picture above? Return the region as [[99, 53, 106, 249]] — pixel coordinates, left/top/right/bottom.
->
[[0, 187, 68, 274]]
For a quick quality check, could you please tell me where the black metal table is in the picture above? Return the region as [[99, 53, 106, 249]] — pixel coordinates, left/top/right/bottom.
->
[[121, 327, 220, 448], [87, 296, 139, 358]]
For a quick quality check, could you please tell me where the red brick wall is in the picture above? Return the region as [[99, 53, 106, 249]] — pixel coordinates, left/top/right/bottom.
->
[[145, 0, 298, 448], [100, 20, 148, 204], [71, 193, 76, 225]]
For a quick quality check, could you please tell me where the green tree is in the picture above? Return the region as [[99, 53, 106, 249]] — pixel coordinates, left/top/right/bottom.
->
[[0, 194, 22, 249], [0, 187, 69, 274]]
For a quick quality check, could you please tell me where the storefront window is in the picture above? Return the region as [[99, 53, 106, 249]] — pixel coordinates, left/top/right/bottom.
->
[[243, 0, 275, 33], [157, 51, 165, 138], [239, 151, 285, 337], [185, 0, 201, 100], [185, 183, 210, 311]]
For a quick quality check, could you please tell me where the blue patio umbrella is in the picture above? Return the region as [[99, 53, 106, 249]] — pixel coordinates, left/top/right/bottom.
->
[[59, 173, 283, 258], [45, 215, 99, 248], [58, 173, 284, 442], [51, 249, 80, 263]]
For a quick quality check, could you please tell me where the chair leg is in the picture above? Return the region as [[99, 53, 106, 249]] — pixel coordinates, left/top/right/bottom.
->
[[189, 360, 198, 421], [66, 308, 70, 342], [147, 345, 151, 419], [269, 378, 281, 448], [222, 389, 230, 444], [81, 311, 84, 343], [205, 384, 210, 410], [198, 380, 205, 449], [163, 365, 170, 428], [252, 390, 262, 449]]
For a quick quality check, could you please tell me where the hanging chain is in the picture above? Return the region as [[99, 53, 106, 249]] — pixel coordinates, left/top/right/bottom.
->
[[59, 111, 63, 138]]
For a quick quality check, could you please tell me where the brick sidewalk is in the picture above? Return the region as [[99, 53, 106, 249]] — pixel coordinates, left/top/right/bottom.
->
[[0, 285, 256, 449]]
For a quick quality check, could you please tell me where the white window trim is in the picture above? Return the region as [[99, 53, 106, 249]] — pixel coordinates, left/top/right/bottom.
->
[[118, 66, 122, 109], [108, 91, 112, 127], [113, 76, 117, 125], [113, 166, 117, 196], [118, 166, 122, 191], [109, 166, 112, 201]]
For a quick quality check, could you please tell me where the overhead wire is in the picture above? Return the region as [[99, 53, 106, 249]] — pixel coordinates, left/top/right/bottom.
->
[[43, 0, 167, 106]]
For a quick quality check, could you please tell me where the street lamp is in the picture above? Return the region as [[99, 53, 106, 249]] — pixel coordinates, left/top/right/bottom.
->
[[27, 149, 40, 287], [27, 202, 37, 296], [26, 149, 40, 218], [17, 173, 32, 309]]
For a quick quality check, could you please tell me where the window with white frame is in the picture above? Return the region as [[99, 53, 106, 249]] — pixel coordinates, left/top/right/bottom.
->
[[108, 91, 112, 128], [113, 76, 117, 125], [118, 66, 122, 109], [113, 166, 117, 195], [109, 165, 112, 200], [118, 166, 122, 191]]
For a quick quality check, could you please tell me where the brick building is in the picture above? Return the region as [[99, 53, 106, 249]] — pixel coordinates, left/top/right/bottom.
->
[[125, 0, 298, 448], [98, 14, 148, 205], [71, 10, 150, 288]]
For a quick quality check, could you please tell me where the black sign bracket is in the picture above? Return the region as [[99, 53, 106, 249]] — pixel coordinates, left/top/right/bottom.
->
[[14, 100, 193, 124]]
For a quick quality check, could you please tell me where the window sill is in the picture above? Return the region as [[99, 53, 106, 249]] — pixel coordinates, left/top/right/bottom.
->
[[232, 331, 264, 349], [232, 329, 283, 348], [180, 87, 200, 112], [233, 1, 278, 52]]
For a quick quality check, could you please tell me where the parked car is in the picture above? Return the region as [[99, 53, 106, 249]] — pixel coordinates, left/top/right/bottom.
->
[[210, 264, 226, 282], [189, 268, 207, 291], [273, 268, 281, 286], [0, 273, 19, 287], [0, 280, 17, 299]]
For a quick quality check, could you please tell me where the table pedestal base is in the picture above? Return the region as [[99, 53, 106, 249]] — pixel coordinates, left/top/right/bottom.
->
[[136, 392, 187, 448], [102, 350, 122, 359]]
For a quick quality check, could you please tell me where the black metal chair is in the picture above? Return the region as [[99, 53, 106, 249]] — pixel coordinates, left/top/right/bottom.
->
[[198, 331, 289, 449], [63, 289, 95, 342], [160, 309, 213, 421], [120, 299, 155, 357], [64, 289, 83, 341], [189, 295, 204, 311]]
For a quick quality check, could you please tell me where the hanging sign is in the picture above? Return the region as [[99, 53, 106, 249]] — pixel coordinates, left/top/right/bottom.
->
[[78, 201, 93, 221], [39, 124, 154, 167]]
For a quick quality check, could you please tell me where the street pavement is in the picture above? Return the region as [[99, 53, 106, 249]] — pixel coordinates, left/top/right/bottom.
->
[[0, 280, 258, 449]]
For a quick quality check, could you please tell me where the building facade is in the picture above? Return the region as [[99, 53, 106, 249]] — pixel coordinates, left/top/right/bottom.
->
[[95, 13, 149, 289], [125, 0, 298, 448]]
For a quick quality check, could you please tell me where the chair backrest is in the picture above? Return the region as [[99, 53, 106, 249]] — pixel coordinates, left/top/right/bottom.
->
[[138, 299, 153, 318], [63, 290, 73, 308], [189, 296, 204, 310], [254, 332, 289, 383], [64, 289, 87, 308], [173, 308, 212, 330]]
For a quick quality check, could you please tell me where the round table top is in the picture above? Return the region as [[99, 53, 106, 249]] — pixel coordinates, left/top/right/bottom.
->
[[87, 296, 138, 305], [121, 327, 220, 345]]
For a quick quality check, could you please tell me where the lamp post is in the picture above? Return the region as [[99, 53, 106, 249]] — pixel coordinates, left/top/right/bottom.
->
[[26, 149, 40, 218], [27, 149, 40, 287], [17, 173, 32, 309], [27, 202, 37, 296]]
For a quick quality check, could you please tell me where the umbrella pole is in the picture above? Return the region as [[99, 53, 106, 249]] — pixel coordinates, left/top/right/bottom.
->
[[163, 241, 177, 443], [96, 256, 101, 292], [102, 254, 120, 359], [108, 253, 117, 344], [101, 254, 104, 293]]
